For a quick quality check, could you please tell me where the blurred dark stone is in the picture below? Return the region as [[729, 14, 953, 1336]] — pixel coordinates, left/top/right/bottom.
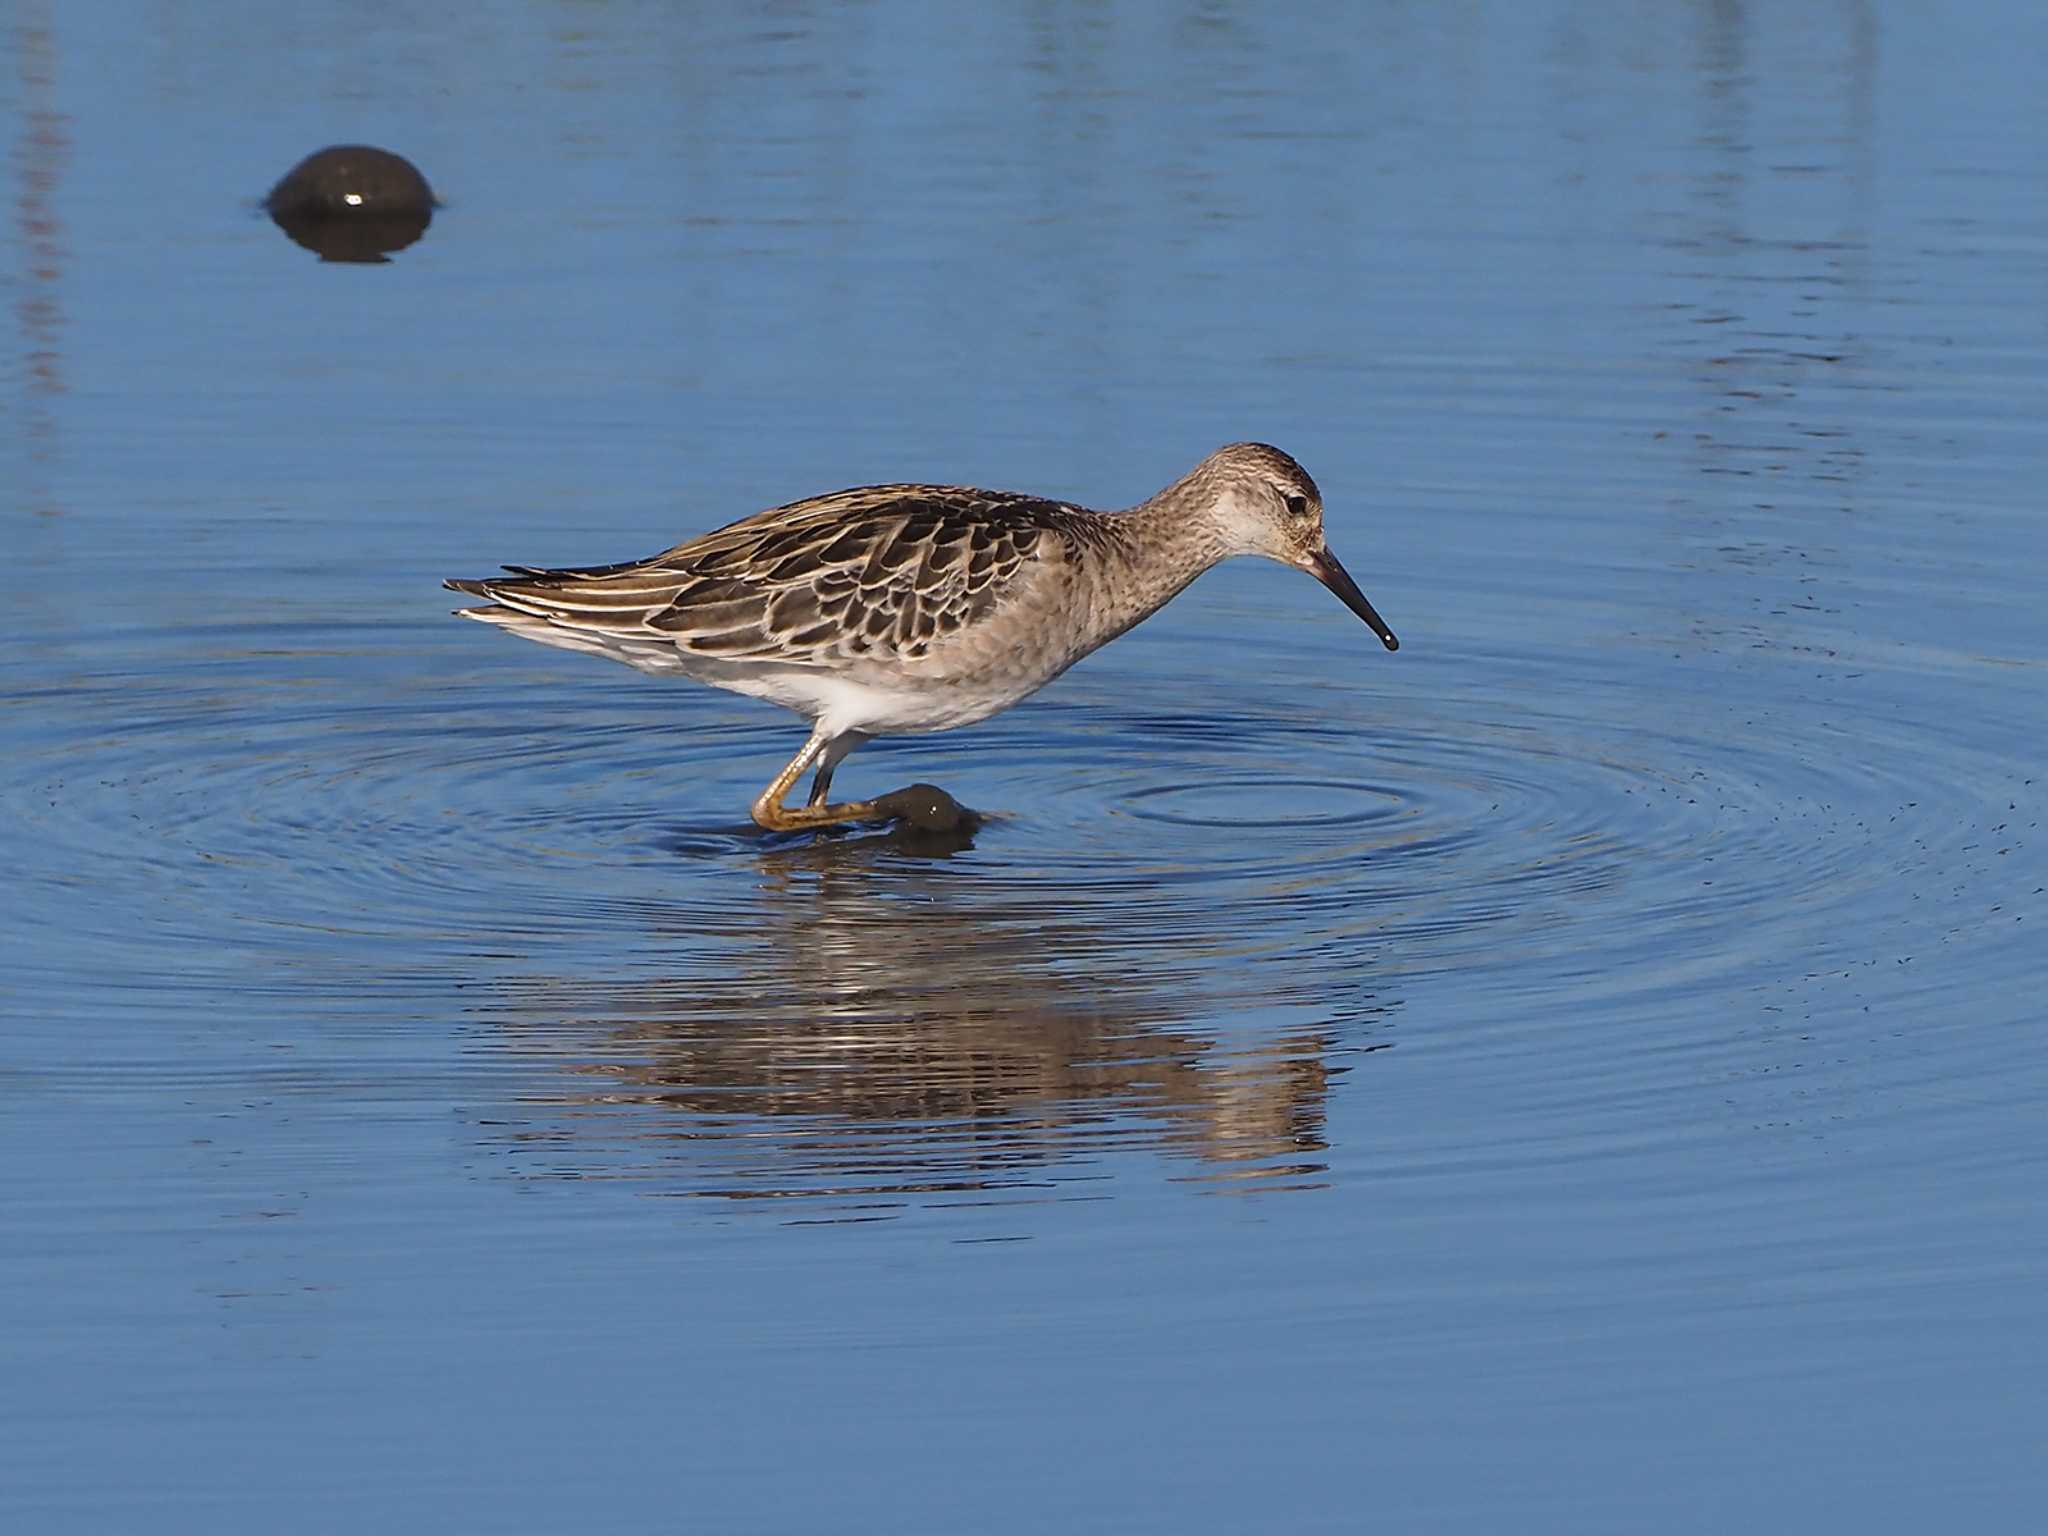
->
[[870, 783, 976, 834], [265, 145, 437, 263]]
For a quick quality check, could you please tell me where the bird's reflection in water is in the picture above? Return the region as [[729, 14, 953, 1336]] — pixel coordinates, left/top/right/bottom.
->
[[475, 823, 1394, 1216]]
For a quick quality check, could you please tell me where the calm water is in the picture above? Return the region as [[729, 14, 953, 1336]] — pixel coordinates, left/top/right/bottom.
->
[[5, 2, 2046, 1530]]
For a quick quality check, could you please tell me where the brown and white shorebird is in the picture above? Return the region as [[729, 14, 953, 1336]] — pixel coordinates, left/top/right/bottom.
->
[[444, 442, 1399, 833]]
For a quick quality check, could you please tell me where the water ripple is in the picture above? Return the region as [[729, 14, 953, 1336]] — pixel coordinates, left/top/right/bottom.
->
[[3, 618, 2039, 1211]]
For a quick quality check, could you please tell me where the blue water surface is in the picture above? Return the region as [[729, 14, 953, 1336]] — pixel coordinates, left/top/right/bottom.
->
[[3, 2, 2045, 1531]]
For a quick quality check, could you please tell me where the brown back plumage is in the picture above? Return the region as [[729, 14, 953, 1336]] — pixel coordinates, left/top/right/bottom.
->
[[445, 483, 1084, 666]]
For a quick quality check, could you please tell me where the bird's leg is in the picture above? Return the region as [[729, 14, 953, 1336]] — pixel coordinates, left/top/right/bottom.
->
[[754, 730, 971, 835], [806, 731, 869, 807], [751, 730, 885, 832]]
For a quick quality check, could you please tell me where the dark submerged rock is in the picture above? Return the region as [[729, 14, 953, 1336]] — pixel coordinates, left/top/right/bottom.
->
[[870, 783, 974, 834], [265, 145, 437, 263]]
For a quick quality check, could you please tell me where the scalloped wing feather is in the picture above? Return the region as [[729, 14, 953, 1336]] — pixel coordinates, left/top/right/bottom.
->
[[449, 484, 1078, 667]]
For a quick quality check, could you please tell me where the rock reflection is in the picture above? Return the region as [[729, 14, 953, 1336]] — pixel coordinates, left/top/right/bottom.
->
[[475, 835, 1384, 1212]]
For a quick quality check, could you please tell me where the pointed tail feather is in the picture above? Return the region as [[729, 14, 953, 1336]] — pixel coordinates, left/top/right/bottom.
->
[[445, 600, 687, 675]]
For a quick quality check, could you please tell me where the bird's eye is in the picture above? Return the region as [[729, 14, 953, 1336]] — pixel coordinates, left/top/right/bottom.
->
[[1283, 493, 1310, 517]]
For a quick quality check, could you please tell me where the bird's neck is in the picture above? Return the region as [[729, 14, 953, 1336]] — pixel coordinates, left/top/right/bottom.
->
[[1077, 491, 1234, 643]]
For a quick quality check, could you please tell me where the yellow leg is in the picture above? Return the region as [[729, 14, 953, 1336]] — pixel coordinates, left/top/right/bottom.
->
[[750, 730, 884, 832]]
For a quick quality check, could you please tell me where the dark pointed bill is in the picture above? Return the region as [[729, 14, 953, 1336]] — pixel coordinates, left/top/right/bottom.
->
[[1305, 547, 1399, 651]]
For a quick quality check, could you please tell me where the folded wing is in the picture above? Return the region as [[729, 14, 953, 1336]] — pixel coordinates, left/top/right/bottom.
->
[[445, 484, 1075, 669]]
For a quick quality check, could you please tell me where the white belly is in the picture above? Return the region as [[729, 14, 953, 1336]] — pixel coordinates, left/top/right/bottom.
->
[[703, 663, 1037, 737]]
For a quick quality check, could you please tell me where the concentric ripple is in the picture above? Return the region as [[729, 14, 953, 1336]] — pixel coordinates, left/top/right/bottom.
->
[[4, 613, 2039, 1204], [6, 619, 2035, 997], [1123, 776, 1406, 831]]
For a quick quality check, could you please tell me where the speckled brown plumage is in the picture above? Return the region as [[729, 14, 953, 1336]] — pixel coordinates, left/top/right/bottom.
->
[[449, 485, 1090, 668], [444, 443, 1399, 833]]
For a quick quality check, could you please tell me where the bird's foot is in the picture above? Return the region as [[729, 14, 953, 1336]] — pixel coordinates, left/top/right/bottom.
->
[[751, 783, 971, 835]]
